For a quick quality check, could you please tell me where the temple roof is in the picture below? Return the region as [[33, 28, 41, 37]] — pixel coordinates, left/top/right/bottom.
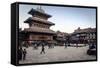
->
[[74, 28, 96, 34], [28, 8, 52, 18], [23, 27, 56, 34], [24, 17, 55, 25]]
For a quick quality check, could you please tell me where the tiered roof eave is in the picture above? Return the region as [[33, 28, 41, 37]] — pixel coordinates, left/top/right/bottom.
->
[[28, 8, 52, 18], [23, 27, 56, 34], [24, 17, 55, 25]]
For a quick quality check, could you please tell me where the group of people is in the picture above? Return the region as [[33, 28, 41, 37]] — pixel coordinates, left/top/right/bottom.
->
[[18, 42, 47, 61], [18, 47, 27, 61], [19, 41, 84, 59], [32, 42, 55, 54], [33, 43, 46, 54]]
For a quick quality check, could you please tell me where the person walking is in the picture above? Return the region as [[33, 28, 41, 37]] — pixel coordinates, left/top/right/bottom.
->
[[65, 43, 67, 48], [23, 49, 27, 60], [40, 43, 45, 54], [18, 47, 23, 61]]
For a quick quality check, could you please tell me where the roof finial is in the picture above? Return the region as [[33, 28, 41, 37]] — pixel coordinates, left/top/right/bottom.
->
[[36, 6, 45, 13], [39, 5, 42, 9]]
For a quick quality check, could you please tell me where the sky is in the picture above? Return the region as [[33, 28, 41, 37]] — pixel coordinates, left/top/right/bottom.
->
[[19, 4, 96, 33]]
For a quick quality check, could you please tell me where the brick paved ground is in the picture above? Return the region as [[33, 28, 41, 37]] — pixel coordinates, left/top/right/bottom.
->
[[19, 45, 96, 64]]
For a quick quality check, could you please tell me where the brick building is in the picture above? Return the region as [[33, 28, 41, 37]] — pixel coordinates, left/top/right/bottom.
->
[[70, 27, 96, 44]]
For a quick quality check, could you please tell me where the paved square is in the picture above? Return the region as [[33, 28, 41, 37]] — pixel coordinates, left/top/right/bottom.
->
[[19, 46, 96, 64]]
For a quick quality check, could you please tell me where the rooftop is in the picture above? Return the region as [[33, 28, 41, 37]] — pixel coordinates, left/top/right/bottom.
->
[[28, 8, 52, 18], [23, 26, 56, 34], [24, 17, 55, 25], [74, 27, 96, 34]]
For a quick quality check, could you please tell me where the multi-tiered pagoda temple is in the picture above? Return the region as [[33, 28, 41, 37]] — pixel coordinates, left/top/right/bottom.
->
[[23, 7, 55, 44]]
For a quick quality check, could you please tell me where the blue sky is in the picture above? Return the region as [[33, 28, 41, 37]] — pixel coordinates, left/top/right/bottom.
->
[[19, 4, 96, 33]]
